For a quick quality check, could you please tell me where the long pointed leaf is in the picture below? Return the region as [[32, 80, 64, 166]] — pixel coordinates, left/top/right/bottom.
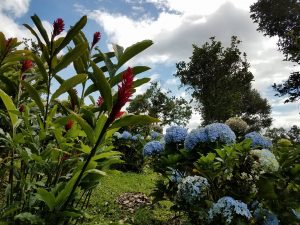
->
[[51, 74, 87, 102], [21, 81, 45, 114], [31, 14, 50, 45], [36, 189, 56, 211], [0, 88, 18, 127]]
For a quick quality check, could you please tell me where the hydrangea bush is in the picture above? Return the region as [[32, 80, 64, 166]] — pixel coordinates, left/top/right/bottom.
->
[[245, 131, 272, 149]]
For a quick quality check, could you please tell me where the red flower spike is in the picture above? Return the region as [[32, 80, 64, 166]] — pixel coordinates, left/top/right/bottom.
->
[[115, 111, 125, 119], [97, 96, 103, 106], [108, 67, 134, 122], [21, 60, 33, 73], [19, 104, 25, 113], [91, 32, 101, 48], [53, 18, 65, 37], [65, 119, 74, 131]]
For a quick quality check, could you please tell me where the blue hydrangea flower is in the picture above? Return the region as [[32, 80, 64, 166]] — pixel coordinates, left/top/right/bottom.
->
[[205, 123, 236, 144], [143, 141, 164, 156], [120, 131, 132, 140], [164, 126, 187, 144], [250, 149, 279, 173], [254, 208, 279, 225], [132, 134, 143, 141], [208, 196, 252, 224], [170, 169, 185, 183], [176, 176, 210, 205], [245, 131, 272, 149], [184, 128, 208, 151], [150, 131, 160, 140]]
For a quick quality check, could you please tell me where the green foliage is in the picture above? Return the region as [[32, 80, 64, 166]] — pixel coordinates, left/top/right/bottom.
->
[[0, 14, 155, 225], [127, 82, 192, 129], [174, 36, 272, 131]]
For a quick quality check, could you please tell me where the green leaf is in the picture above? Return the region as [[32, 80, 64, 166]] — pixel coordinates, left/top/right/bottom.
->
[[31, 14, 50, 45], [110, 115, 159, 129], [0, 89, 18, 128], [46, 105, 57, 128], [110, 66, 151, 87], [133, 78, 151, 88], [70, 112, 95, 144], [112, 44, 124, 60], [101, 51, 116, 78], [116, 40, 153, 69], [54, 16, 87, 55], [94, 114, 108, 140], [36, 189, 56, 211], [53, 43, 87, 74], [90, 61, 112, 111], [51, 74, 87, 102], [92, 51, 115, 64], [92, 151, 122, 161], [14, 212, 45, 225], [21, 81, 45, 114], [30, 52, 48, 82]]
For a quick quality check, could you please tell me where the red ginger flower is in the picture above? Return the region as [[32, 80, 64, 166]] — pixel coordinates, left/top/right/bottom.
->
[[108, 67, 134, 123], [115, 111, 125, 119], [97, 96, 103, 106], [19, 104, 25, 113], [21, 60, 33, 73], [65, 119, 74, 131], [53, 18, 64, 37], [91, 32, 101, 48]]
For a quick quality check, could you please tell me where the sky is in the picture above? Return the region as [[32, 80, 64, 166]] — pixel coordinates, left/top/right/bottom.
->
[[1, 0, 299, 130]]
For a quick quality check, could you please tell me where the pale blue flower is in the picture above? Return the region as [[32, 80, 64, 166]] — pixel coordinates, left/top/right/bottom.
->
[[176, 176, 210, 205], [170, 169, 185, 183], [208, 196, 251, 224], [184, 128, 208, 151], [150, 131, 160, 140], [164, 126, 188, 144], [143, 141, 163, 156], [120, 131, 132, 140], [132, 134, 143, 141], [254, 208, 279, 225], [205, 123, 236, 144], [245, 131, 272, 149]]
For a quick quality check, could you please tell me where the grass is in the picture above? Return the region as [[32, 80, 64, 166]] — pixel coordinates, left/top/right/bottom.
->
[[84, 167, 174, 225]]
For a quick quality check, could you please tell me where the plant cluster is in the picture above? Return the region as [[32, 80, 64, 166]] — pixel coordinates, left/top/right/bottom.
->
[[0, 15, 158, 225]]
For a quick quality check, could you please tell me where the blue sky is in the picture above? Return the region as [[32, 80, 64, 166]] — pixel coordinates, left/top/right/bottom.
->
[[1, 0, 299, 129]]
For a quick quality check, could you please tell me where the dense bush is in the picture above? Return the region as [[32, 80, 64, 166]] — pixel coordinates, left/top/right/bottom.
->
[[0, 15, 158, 224]]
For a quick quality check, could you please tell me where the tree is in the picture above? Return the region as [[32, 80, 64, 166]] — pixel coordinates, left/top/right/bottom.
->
[[127, 82, 192, 126], [174, 36, 272, 131], [250, 0, 300, 103]]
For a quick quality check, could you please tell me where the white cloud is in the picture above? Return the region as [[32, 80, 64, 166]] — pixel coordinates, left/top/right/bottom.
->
[[78, 0, 299, 129], [0, 0, 31, 17]]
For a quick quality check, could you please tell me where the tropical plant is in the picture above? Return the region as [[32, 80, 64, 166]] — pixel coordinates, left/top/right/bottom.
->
[[0, 15, 158, 225]]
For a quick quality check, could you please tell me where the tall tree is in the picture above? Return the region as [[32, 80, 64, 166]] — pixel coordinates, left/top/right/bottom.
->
[[250, 0, 300, 103], [174, 36, 272, 130], [127, 82, 192, 126]]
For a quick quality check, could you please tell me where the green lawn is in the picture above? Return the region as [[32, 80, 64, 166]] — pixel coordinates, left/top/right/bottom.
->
[[84, 167, 174, 225]]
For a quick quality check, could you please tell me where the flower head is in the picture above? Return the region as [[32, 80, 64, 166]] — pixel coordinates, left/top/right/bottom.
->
[[184, 128, 208, 151], [176, 176, 210, 205], [164, 126, 187, 144], [19, 104, 25, 113], [132, 134, 143, 141], [53, 18, 64, 37], [208, 196, 252, 224], [120, 131, 132, 140], [254, 208, 279, 225], [143, 141, 163, 156], [96, 96, 103, 106], [21, 60, 33, 73], [109, 67, 134, 122], [65, 119, 74, 131], [225, 117, 249, 135], [205, 123, 236, 144], [150, 131, 160, 140], [250, 149, 279, 173], [91, 31, 101, 48], [245, 131, 272, 149]]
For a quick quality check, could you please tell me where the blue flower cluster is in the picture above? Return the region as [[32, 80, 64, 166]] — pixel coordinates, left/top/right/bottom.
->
[[150, 131, 160, 140], [143, 141, 164, 156], [164, 126, 188, 144], [208, 196, 252, 224], [245, 131, 272, 149], [120, 131, 132, 140], [170, 169, 185, 183], [254, 208, 279, 225], [176, 176, 210, 205], [184, 128, 208, 151], [205, 123, 236, 144], [132, 134, 143, 141], [184, 123, 236, 151]]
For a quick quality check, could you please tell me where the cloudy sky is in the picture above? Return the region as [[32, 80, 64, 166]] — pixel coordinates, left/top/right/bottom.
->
[[1, 0, 299, 129]]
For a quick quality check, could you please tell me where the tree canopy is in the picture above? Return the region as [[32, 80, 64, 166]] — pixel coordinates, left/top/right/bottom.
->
[[174, 36, 272, 131], [250, 0, 300, 103], [127, 82, 192, 126]]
